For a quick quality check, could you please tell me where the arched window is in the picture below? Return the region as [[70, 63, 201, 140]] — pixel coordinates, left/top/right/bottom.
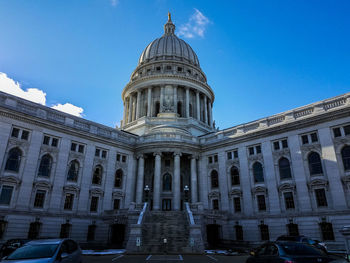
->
[[92, 165, 103, 185], [279, 157, 292, 179], [5, 148, 22, 172], [211, 170, 219, 188], [67, 160, 79, 182], [38, 154, 53, 177], [308, 152, 323, 175], [177, 102, 182, 117], [163, 173, 172, 191], [253, 162, 264, 183], [341, 146, 350, 171], [231, 166, 240, 185], [114, 169, 123, 188]]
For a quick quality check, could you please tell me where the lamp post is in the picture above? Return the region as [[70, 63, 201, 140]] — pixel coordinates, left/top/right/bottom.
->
[[184, 185, 189, 203], [144, 185, 150, 203]]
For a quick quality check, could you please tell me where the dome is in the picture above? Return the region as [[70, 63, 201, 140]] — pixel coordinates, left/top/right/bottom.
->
[[138, 13, 200, 67]]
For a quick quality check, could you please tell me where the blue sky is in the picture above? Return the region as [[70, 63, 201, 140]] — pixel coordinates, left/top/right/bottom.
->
[[0, 0, 349, 130]]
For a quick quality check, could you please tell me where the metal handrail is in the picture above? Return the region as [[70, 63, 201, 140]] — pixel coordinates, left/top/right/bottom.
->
[[137, 202, 148, 224]]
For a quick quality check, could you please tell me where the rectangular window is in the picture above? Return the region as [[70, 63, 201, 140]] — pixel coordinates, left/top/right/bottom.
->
[[257, 195, 266, 211], [260, 224, 270, 241], [116, 154, 121, 162], [101, 150, 107, 159], [214, 155, 218, 163], [208, 156, 213, 164], [333, 127, 342, 137], [212, 199, 219, 210], [227, 152, 232, 160], [320, 222, 335, 241], [273, 141, 280, 150], [0, 185, 14, 205], [71, 143, 77, 151], [165, 159, 170, 167], [43, 136, 50, 145], [122, 155, 126, 162], [315, 189, 328, 207], [51, 138, 58, 147], [344, 125, 350, 136], [21, 130, 29, 140], [256, 145, 261, 154], [282, 139, 288, 148], [235, 225, 243, 241], [64, 193, 74, 210], [78, 145, 84, 153], [233, 150, 238, 158], [95, 149, 100, 157], [284, 192, 295, 209], [249, 147, 254, 155], [113, 199, 120, 210], [34, 190, 46, 208], [90, 196, 99, 212], [11, 128, 20, 138], [87, 225, 96, 241], [310, 132, 318, 142], [301, 135, 309, 144], [233, 197, 241, 212]]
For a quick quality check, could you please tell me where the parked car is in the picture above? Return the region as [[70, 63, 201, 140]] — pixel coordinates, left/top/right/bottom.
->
[[246, 242, 347, 263], [276, 235, 327, 252], [0, 239, 31, 258], [1, 239, 82, 263]]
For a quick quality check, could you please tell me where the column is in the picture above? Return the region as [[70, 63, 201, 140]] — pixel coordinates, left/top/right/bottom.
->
[[135, 154, 145, 204], [190, 155, 198, 203], [318, 127, 347, 209], [124, 155, 137, 206], [204, 96, 208, 125], [208, 100, 213, 127], [123, 101, 127, 126], [136, 90, 141, 119], [174, 86, 178, 114], [196, 91, 200, 120], [147, 87, 152, 117], [128, 95, 133, 123], [186, 88, 190, 117], [160, 86, 164, 113], [218, 152, 229, 211], [153, 152, 161, 210], [198, 155, 209, 208], [173, 152, 181, 210]]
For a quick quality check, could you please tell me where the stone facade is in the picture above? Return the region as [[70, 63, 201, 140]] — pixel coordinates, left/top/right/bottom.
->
[[0, 15, 350, 251]]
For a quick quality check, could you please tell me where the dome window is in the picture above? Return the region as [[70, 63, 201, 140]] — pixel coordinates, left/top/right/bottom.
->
[[166, 65, 172, 71], [177, 67, 183, 72], [187, 69, 191, 74], [156, 66, 161, 71]]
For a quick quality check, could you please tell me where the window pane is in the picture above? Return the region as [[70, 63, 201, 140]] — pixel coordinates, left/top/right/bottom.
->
[[95, 149, 100, 157], [284, 192, 295, 209], [212, 199, 219, 210], [308, 152, 323, 175], [333, 127, 341, 137], [253, 162, 264, 183], [235, 225, 243, 241], [233, 150, 238, 158], [257, 195, 266, 211], [64, 194, 74, 210], [71, 143, 77, 151], [5, 148, 22, 172], [78, 145, 84, 153], [234, 197, 241, 212], [0, 186, 14, 205], [279, 158, 292, 179], [21, 130, 29, 140], [315, 189, 327, 207], [11, 128, 19, 138], [90, 196, 99, 212], [301, 135, 309, 144], [249, 147, 254, 155], [344, 125, 350, 135], [273, 141, 280, 150], [310, 133, 318, 142], [282, 139, 288, 148], [256, 145, 261, 154], [227, 152, 232, 160], [43, 136, 50, 145], [341, 146, 350, 171], [259, 224, 270, 240], [34, 190, 46, 208], [211, 170, 219, 188], [87, 225, 96, 241], [51, 138, 58, 147], [113, 199, 120, 210], [320, 222, 334, 241]]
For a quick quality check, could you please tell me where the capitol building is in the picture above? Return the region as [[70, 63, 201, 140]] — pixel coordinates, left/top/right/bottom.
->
[[0, 14, 350, 252]]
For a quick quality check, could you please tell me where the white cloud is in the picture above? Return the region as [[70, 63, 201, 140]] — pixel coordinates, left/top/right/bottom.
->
[[0, 72, 84, 117], [51, 103, 84, 117], [177, 9, 210, 39], [110, 0, 119, 7], [0, 72, 46, 105]]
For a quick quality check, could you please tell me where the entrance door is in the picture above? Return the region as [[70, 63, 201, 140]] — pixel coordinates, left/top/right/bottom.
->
[[162, 199, 172, 211], [206, 224, 221, 248], [110, 224, 125, 248]]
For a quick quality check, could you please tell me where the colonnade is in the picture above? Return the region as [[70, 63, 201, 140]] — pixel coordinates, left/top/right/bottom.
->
[[134, 152, 198, 210], [123, 85, 213, 127]]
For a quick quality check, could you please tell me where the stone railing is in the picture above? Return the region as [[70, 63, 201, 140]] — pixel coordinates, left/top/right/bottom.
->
[[185, 202, 195, 225], [0, 91, 138, 145], [137, 202, 148, 225], [202, 92, 350, 144]]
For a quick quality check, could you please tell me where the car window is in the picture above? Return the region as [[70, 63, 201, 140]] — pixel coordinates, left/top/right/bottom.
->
[[256, 246, 267, 256], [264, 245, 278, 256], [7, 244, 59, 260], [67, 240, 78, 253], [280, 243, 325, 256], [60, 242, 69, 254]]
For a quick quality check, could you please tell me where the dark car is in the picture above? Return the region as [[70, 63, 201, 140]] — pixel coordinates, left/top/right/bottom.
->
[[246, 242, 347, 263], [0, 239, 31, 258], [276, 235, 327, 252]]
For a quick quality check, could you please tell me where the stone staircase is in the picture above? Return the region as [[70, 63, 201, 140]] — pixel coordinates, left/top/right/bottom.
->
[[142, 211, 190, 253]]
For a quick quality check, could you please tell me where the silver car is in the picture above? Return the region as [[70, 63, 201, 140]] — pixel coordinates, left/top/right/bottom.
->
[[1, 239, 82, 263]]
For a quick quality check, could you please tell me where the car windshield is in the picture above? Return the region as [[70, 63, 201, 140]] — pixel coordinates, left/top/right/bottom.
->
[[6, 244, 59, 260], [280, 243, 326, 256]]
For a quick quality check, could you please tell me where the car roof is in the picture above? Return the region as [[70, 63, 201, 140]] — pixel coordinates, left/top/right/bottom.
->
[[25, 239, 66, 245]]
